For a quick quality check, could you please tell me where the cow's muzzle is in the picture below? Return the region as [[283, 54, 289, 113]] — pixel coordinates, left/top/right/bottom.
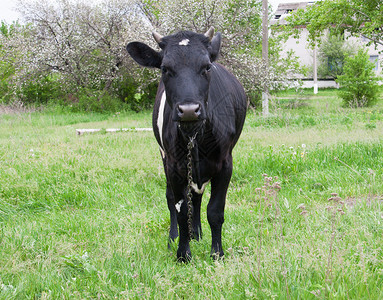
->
[[176, 103, 201, 122]]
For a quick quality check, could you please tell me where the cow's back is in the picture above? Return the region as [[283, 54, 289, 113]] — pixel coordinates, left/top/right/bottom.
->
[[206, 63, 247, 149]]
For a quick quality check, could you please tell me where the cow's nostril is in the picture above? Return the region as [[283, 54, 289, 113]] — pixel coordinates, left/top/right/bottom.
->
[[177, 103, 201, 121]]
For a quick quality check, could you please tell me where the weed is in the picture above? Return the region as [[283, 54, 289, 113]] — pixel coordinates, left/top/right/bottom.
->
[[255, 175, 289, 297]]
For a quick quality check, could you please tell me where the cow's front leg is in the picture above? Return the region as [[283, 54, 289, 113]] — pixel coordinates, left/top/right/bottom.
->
[[208, 156, 233, 259], [175, 192, 192, 262]]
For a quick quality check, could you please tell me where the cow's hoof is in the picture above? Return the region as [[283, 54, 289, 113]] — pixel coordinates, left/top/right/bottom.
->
[[177, 250, 192, 263], [211, 251, 224, 260]]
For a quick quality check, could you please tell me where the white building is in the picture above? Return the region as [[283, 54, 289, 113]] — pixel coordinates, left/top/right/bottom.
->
[[271, 2, 383, 88]]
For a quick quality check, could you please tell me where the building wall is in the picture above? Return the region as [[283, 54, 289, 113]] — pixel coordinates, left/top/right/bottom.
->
[[272, 1, 382, 88], [281, 28, 383, 81], [282, 29, 313, 78], [351, 33, 382, 75]]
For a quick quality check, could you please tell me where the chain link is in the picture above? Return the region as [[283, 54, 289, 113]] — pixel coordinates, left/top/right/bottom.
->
[[186, 133, 197, 241]]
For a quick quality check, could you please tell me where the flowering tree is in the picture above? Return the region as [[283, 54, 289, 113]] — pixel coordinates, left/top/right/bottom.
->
[[2, 0, 153, 103], [140, 0, 305, 106], [0, 0, 305, 108]]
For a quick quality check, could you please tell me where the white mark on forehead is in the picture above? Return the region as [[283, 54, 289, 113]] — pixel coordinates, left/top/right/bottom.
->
[[179, 39, 190, 46], [175, 199, 184, 213], [157, 91, 166, 149]]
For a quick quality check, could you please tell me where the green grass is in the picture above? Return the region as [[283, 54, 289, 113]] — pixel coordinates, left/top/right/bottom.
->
[[1, 90, 383, 299]]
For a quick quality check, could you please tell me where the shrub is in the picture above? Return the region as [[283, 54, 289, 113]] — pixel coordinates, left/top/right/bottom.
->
[[128, 82, 157, 112], [16, 75, 63, 105], [336, 48, 381, 108], [113, 73, 157, 112], [71, 89, 129, 113], [0, 76, 11, 104], [317, 33, 355, 80]]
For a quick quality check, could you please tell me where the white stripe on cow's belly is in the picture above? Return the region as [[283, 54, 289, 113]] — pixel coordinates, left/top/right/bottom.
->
[[159, 147, 165, 159], [175, 199, 184, 213], [191, 181, 210, 194], [157, 91, 166, 149]]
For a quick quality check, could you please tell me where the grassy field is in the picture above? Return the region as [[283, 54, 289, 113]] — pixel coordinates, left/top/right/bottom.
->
[[1, 89, 382, 299]]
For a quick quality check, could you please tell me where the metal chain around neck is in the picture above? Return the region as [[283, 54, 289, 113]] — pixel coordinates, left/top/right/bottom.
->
[[186, 133, 197, 241]]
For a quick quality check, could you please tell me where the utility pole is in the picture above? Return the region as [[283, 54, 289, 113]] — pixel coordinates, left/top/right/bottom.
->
[[313, 43, 318, 94], [262, 0, 269, 116]]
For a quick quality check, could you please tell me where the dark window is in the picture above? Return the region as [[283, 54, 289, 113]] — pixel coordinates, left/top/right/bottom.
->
[[369, 55, 379, 71], [328, 57, 343, 72]]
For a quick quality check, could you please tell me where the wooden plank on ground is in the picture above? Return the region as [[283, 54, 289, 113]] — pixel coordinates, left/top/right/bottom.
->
[[76, 128, 153, 135]]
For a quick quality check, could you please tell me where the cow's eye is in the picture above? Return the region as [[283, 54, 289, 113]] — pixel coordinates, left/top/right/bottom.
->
[[161, 66, 175, 77], [201, 64, 211, 76], [161, 66, 168, 74]]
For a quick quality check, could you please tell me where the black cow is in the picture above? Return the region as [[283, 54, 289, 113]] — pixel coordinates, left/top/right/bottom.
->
[[127, 27, 247, 261]]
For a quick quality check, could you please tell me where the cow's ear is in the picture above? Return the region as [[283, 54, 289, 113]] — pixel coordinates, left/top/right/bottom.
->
[[209, 32, 222, 62], [126, 42, 162, 68]]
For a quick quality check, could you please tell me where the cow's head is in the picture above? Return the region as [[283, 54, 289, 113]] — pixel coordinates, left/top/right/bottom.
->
[[127, 27, 221, 136]]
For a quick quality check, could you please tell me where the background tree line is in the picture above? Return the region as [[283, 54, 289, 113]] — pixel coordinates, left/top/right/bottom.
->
[[1, 0, 381, 112], [0, 0, 303, 112]]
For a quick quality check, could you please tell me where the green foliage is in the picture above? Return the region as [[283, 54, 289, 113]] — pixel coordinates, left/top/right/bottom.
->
[[286, 0, 383, 47], [69, 89, 129, 113], [0, 22, 17, 103], [223, 0, 262, 44], [0, 21, 9, 37], [112, 71, 157, 112], [0, 65, 13, 104], [0, 20, 17, 37], [318, 33, 355, 79], [337, 49, 381, 107], [16, 75, 63, 105]]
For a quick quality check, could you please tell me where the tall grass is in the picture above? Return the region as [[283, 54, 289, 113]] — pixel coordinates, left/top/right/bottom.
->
[[0, 89, 382, 298]]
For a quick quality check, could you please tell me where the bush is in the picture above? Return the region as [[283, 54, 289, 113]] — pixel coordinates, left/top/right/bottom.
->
[[16, 75, 64, 105], [317, 33, 355, 80], [128, 82, 157, 112], [70, 89, 129, 113], [2, 70, 158, 112], [0, 77, 11, 104], [336, 48, 381, 107], [113, 71, 158, 112]]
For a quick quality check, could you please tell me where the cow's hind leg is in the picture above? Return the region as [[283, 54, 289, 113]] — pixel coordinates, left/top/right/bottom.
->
[[207, 156, 233, 259], [192, 193, 203, 240], [166, 183, 178, 248]]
